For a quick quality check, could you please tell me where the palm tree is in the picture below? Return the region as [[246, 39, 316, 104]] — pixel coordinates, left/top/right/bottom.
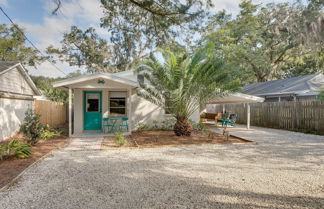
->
[[136, 50, 239, 136]]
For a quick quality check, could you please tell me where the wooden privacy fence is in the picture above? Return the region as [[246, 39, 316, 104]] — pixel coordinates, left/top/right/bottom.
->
[[34, 100, 67, 127], [212, 101, 324, 132]]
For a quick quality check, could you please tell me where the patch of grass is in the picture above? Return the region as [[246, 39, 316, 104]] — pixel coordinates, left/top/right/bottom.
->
[[114, 133, 128, 146], [191, 120, 207, 135], [136, 123, 149, 131]]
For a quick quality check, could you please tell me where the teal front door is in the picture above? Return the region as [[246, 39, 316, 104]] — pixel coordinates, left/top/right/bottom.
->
[[84, 91, 102, 130]]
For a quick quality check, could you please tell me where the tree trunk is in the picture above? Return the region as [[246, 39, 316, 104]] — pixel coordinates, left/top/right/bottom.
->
[[174, 117, 192, 136]]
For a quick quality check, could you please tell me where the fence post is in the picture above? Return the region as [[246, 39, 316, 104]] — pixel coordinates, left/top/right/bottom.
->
[[247, 103, 250, 129]]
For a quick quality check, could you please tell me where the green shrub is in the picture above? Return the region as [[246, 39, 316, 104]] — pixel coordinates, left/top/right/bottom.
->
[[114, 133, 128, 146], [191, 120, 207, 134], [151, 120, 159, 129], [136, 118, 176, 131], [161, 118, 176, 130], [20, 108, 43, 145], [318, 87, 324, 101], [40, 124, 60, 139], [0, 140, 31, 161], [136, 122, 149, 131]]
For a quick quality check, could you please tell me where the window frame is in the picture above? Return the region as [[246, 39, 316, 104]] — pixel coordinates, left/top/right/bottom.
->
[[86, 93, 100, 113], [109, 91, 127, 117]]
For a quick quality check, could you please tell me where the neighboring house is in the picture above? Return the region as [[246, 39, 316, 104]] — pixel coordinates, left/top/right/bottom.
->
[[53, 70, 200, 137], [0, 62, 42, 141], [243, 74, 324, 102]]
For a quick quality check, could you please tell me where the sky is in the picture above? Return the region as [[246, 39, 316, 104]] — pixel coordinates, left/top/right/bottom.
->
[[0, 0, 296, 78]]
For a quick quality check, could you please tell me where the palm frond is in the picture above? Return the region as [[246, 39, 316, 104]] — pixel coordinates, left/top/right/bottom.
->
[[134, 49, 240, 119]]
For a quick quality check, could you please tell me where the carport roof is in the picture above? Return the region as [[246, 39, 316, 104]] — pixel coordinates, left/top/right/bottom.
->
[[207, 93, 264, 104]]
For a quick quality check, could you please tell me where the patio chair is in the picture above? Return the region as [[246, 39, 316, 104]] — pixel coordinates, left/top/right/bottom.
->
[[228, 114, 238, 127], [119, 117, 129, 132], [217, 112, 229, 125], [102, 118, 116, 133], [218, 113, 238, 127], [222, 114, 238, 127]]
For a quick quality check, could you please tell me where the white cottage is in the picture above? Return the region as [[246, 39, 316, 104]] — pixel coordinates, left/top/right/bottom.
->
[[53, 70, 200, 137], [0, 62, 41, 141]]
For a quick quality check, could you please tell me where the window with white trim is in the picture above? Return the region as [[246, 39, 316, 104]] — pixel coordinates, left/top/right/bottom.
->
[[109, 91, 127, 117]]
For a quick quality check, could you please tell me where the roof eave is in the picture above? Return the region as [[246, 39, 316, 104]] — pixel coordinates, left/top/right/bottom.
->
[[53, 73, 138, 88]]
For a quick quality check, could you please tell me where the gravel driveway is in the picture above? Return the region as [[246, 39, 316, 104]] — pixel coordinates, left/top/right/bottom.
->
[[0, 126, 323, 209]]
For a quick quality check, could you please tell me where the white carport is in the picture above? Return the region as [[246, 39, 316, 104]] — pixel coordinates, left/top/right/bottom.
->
[[207, 93, 264, 129]]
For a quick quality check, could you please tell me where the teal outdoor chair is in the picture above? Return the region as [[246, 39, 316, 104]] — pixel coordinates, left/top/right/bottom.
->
[[119, 117, 129, 132], [102, 118, 116, 133], [221, 114, 238, 127]]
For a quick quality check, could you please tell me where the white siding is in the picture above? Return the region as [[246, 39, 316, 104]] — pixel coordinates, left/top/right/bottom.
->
[[0, 98, 33, 141], [114, 71, 138, 82], [131, 89, 200, 130], [190, 108, 200, 122], [73, 89, 83, 134], [0, 67, 35, 95], [131, 89, 165, 130], [72, 87, 200, 134]]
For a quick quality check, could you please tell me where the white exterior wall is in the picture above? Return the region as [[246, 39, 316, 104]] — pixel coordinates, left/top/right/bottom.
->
[[130, 89, 200, 130], [74, 89, 83, 134], [130, 89, 165, 130], [70, 76, 200, 134], [74, 88, 166, 133], [73, 88, 200, 134], [190, 108, 200, 122], [0, 67, 35, 95], [0, 98, 33, 141]]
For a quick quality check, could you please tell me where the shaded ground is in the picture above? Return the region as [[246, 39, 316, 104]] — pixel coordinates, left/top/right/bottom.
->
[[102, 130, 252, 149], [0, 126, 323, 209], [0, 135, 70, 188]]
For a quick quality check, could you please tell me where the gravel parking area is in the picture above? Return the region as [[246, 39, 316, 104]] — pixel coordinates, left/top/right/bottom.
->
[[0, 126, 323, 209]]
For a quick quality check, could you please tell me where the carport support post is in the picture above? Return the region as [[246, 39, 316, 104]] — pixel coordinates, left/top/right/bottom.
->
[[247, 103, 250, 129], [127, 88, 132, 134], [68, 88, 72, 137]]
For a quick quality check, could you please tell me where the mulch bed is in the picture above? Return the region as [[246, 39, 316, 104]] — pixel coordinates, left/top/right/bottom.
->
[[0, 134, 70, 189], [101, 130, 253, 149]]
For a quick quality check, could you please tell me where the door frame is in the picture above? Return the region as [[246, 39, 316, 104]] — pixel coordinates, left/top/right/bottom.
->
[[83, 91, 102, 131]]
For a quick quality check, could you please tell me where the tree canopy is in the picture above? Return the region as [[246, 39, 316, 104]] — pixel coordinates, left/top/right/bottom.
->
[[0, 24, 43, 66], [201, 0, 323, 82], [31, 70, 86, 103], [48, 0, 212, 72], [47, 26, 114, 73]]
